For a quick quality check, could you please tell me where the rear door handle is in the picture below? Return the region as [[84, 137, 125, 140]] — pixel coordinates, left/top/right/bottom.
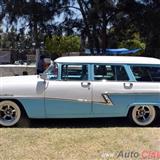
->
[[81, 82, 91, 88], [124, 82, 133, 89]]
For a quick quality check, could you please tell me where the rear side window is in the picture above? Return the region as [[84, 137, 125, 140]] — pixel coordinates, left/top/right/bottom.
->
[[131, 66, 160, 82], [61, 64, 88, 81], [94, 65, 129, 81]]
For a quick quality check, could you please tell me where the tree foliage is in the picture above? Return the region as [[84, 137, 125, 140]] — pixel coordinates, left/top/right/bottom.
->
[[0, 0, 160, 58], [1, 0, 76, 46], [45, 35, 80, 56], [75, 0, 117, 54], [117, 0, 160, 58]]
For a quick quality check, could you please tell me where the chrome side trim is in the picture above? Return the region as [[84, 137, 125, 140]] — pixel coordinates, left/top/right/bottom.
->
[[102, 93, 113, 105], [107, 92, 160, 95]]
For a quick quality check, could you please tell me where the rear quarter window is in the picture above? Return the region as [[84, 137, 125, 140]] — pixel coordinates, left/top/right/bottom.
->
[[131, 66, 160, 82]]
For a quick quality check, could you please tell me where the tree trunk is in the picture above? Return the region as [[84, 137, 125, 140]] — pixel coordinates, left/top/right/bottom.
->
[[101, 12, 108, 55], [93, 25, 100, 55], [77, 0, 94, 54], [145, 32, 160, 58]]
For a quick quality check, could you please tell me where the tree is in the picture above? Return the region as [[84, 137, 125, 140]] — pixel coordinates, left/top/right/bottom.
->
[[75, 0, 117, 54], [2, 1, 66, 44], [0, 0, 82, 62], [0, 0, 120, 55], [117, 0, 160, 58], [45, 35, 80, 56], [2, 0, 160, 58], [118, 39, 145, 55]]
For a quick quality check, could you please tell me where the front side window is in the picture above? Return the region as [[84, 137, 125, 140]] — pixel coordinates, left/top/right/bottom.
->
[[61, 64, 88, 81], [94, 64, 129, 81], [131, 66, 160, 82], [44, 63, 58, 79]]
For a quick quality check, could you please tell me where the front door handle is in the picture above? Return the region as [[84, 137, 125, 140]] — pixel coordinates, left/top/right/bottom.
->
[[124, 82, 133, 89], [81, 82, 91, 88]]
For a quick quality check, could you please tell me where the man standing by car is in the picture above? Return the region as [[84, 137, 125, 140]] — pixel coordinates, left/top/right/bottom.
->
[[37, 55, 45, 74]]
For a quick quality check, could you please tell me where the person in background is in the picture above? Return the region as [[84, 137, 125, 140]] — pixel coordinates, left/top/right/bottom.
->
[[37, 55, 45, 74], [44, 58, 51, 70]]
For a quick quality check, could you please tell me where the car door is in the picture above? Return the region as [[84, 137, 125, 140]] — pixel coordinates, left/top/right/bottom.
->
[[44, 64, 92, 117], [92, 64, 135, 117]]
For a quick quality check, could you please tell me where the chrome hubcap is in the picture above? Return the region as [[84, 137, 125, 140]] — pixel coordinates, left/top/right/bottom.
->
[[0, 104, 17, 123], [136, 105, 151, 121]]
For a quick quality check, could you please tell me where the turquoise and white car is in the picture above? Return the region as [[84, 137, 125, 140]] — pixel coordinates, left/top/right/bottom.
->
[[0, 56, 160, 127]]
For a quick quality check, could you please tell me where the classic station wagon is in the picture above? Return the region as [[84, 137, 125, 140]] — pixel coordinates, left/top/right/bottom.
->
[[0, 56, 160, 127]]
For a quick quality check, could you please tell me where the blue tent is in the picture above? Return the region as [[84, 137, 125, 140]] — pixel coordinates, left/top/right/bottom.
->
[[85, 48, 141, 55]]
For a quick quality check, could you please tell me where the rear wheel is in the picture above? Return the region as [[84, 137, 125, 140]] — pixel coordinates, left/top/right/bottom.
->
[[129, 105, 156, 126], [0, 100, 28, 127]]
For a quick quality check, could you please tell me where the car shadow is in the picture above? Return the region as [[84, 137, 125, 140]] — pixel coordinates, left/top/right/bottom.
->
[[28, 118, 160, 128]]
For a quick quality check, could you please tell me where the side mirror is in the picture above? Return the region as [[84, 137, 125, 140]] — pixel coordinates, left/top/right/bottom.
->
[[40, 73, 47, 80]]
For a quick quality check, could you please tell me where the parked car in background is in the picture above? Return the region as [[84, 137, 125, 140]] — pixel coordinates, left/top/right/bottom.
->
[[0, 56, 160, 127]]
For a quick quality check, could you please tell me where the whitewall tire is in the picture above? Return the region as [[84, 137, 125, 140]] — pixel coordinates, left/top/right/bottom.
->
[[0, 101, 21, 127], [129, 105, 156, 126]]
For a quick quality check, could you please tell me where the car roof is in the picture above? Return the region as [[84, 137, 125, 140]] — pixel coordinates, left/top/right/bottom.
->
[[54, 56, 160, 65]]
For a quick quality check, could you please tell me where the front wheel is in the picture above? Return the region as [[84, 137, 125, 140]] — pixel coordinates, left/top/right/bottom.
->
[[129, 105, 156, 127], [0, 100, 22, 127]]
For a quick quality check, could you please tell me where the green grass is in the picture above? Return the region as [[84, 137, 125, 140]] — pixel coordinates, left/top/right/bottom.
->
[[0, 119, 160, 160]]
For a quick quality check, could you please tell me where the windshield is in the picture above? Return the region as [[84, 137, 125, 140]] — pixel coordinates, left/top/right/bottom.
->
[[44, 63, 58, 80]]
